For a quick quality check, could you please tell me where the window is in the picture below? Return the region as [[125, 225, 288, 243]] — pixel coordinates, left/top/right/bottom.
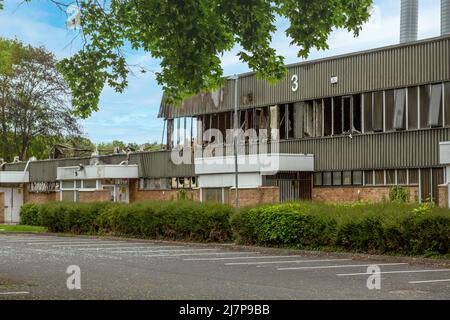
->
[[364, 170, 374, 185], [409, 169, 419, 184], [75, 180, 82, 188], [445, 82, 450, 126], [343, 171, 352, 185], [353, 171, 363, 185], [61, 190, 79, 202], [83, 180, 96, 189], [363, 93, 373, 133], [419, 85, 430, 128], [373, 92, 384, 132], [323, 98, 332, 136], [374, 170, 384, 185], [394, 89, 406, 130], [420, 169, 431, 201], [408, 87, 418, 129], [397, 169, 407, 185], [342, 97, 352, 133], [333, 97, 342, 135], [332, 172, 342, 186], [314, 173, 323, 186], [353, 95, 362, 133], [62, 181, 74, 189], [429, 84, 443, 127], [386, 170, 396, 185], [303, 102, 314, 137], [313, 100, 323, 137], [323, 172, 332, 186], [385, 90, 395, 131], [432, 168, 444, 203]]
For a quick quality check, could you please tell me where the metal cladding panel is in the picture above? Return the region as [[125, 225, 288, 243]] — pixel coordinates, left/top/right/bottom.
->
[[29, 157, 91, 182], [159, 36, 450, 118], [2, 162, 27, 171], [278, 128, 450, 171], [129, 151, 195, 178]]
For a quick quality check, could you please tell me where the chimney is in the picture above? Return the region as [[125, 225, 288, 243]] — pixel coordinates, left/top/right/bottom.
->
[[400, 0, 419, 43], [442, 0, 450, 35]]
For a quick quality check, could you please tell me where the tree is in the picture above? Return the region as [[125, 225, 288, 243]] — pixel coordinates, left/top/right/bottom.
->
[[10, 0, 372, 118], [0, 38, 80, 161]]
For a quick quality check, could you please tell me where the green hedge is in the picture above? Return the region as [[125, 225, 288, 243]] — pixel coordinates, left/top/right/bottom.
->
[[21, 200, 450, 255], [20, 201, 233, 241], [230, 202, 450, 255]]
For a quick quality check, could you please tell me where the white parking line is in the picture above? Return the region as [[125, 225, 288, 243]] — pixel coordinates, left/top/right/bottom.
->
[[112, 248, 216, 254], [337, 268, 450, 276], [278, 263, 408, 271], [51, 242, 146, 247], [225, 258, 352, 266], [145, 251, 261, 258], [75, 245, 185, 251], [409, 279, 450, 284], [0, 291, 29, 295], [184, 255, 305, 261], [26, 241, 129, 245]]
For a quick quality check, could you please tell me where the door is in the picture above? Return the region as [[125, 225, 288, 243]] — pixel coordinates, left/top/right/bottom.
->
[[116, 185, 129, 203], [0, 187, 23, 224]]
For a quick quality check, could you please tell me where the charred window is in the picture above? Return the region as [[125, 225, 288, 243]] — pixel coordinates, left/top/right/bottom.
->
[[408, 87, 418, 129], [373, 91, 384, 132], [353, 94, 362, 133], [419, 85, 430, 128], [363, 93, 373, 133], [333, 97, 342, 135], [384, 90, 395, 131], [323, 98, 332, 136]]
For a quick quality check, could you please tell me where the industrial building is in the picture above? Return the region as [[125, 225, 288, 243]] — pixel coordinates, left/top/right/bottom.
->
[[1, 0, 450, 223]]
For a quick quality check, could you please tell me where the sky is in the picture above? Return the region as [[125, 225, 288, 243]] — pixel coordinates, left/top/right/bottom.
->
[[0, 0, 442, 145]]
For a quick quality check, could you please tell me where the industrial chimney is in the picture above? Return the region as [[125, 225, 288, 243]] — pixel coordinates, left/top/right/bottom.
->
[[442, 0, 450, 35], [400, 0, 418, 43]]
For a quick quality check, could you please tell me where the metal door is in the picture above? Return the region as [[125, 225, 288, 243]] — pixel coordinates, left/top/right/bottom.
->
[[0, 187, 23, 224]]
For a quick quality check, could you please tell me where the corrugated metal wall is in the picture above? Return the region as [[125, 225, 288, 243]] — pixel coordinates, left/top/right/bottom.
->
[[29, 158, 91, 182], [130, 151, 195, 178], [279, 128, 450, 171], [160, 36, 450, 118], [2, 162, 27, 171]]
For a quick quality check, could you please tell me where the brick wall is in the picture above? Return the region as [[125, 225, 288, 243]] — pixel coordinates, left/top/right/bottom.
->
[[79, 190, 111, 203], [129, 179, 200, 202], [24, 191, 58, 204], [312, 185, 419, 203], [0, 192, 4, 223], [438, 185, 448, 208], [230, 187, 280, 207]]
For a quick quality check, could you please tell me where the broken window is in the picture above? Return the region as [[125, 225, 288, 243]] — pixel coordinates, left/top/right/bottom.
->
[[287, 103, 294, 138], [420, 169, 431, 201], [408, 87, 418, 129], [314, 100, 323, 137], [432, 168, 444, 203], [446, 82, 450, 126], [304, 101, 314, 137], [293, 102, 304, 139], [333, 97, 342, 135], [323, 98, 332, 136], [270, 105, 279, 140], [374, 170, 384, 185], [428, 84, 443, 127], [386, 170, 396, 185], [353, 171, 363, 185], [397, 169, 407, 185], [353, 94, 362, 133], [409, 169, 419, 184], [342, 96, 352, 133], [363, 93, 373, 133], [419, 85, 430, 128], [384, 90, 395, 131], [373, 91, 384, 132], [394, 89, 406, 130], [364, 170, 374, 185]]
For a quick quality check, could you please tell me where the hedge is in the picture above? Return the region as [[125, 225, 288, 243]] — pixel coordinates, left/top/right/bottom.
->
[[21, 201, 233, 242], [21, 200, 450, 255], [230, 202, 450, 255]]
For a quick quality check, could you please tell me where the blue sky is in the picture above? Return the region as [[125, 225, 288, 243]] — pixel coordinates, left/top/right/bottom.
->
[[0, 0, 442, 145]]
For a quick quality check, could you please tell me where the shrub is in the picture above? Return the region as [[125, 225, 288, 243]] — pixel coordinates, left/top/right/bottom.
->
[[389, 186, 410, 202], [20, 203, 41, 226]]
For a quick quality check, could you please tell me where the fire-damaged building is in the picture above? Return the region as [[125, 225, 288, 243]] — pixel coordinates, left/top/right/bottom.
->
[[1, 0, 450, 223]]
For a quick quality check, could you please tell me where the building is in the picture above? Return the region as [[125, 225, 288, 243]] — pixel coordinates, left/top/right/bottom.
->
[[1, 0, 450, 224]]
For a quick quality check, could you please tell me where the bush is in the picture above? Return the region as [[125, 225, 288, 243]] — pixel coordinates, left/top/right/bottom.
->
[[231, 201, 450, 255], [389, 186, 410, 202], [24, 200, 233, 242], [20, 203, 41, 226]]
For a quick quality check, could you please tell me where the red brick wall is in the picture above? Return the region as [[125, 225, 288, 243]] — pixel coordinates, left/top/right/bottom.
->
[[312, 186, 419, 203], [25, 191, 58, 204], [438, 185, 448, 208], [129, 179, 200, 202], [230, 187, 280, 208], [79, 190, 111, 203], [0, 192, 4, 223]]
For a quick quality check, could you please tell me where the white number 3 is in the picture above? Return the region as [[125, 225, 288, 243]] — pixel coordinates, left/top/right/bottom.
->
[[291, 74, 299, 92]]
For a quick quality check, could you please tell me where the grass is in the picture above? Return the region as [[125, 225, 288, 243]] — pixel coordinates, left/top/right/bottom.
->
[[0, 224, 47, 233]]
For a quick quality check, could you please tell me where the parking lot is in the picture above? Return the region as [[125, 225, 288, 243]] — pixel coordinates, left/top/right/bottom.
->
[[0, 234, 449, 299]]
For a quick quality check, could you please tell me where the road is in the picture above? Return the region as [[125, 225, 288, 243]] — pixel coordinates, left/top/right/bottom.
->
[[0, 233, 449, 299]]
